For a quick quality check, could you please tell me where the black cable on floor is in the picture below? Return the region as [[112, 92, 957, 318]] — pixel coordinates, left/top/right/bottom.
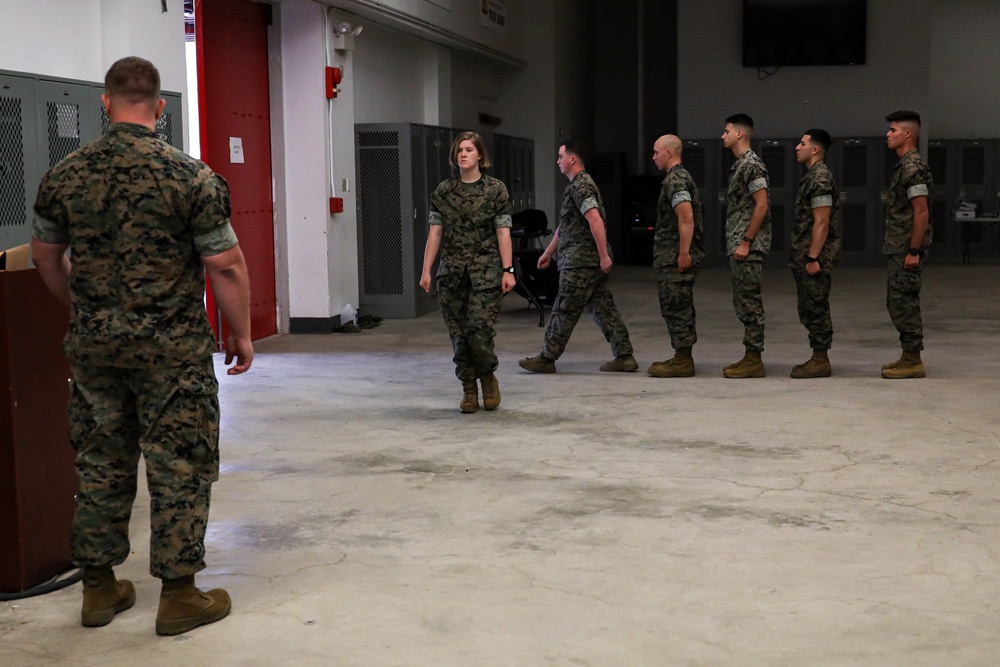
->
[[0, 568, 83, 601]]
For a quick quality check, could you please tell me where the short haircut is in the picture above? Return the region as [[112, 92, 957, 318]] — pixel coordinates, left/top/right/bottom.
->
[[804, 128, 831, 153], [449, 131, 492, 169], [104, 56, 160, 104], [561, 138, 589, 165], [885, 110, 921, 127], [725, 113, 754, 130]]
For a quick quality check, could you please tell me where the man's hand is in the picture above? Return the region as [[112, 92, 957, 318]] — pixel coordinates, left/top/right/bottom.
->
[[734, 240, 751, 261], [501, 273, 516, 293], [806, 260, 821, 276], [904, 253, 921, 269], [677, 251, 692, 272], [600, 255, 613, 273], [224, 335, 254, 375], [419, 272, 432, 293], [537, 253, 551, 270]]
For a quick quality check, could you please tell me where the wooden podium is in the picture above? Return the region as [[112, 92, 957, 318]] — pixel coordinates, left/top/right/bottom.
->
[[0, 267, 76, 593]]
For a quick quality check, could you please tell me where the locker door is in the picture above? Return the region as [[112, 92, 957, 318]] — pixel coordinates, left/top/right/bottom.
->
[[757, 138, 796, 266], [833, 138, 882, 265], [717, 144, 737, 258], [157, 92, 185, 151], [925, 141, 953, 259], [35, 80, 99, 171], [0, 74, 40, 251], [957, 140, 997, 257], [681, 140, 718, 266]]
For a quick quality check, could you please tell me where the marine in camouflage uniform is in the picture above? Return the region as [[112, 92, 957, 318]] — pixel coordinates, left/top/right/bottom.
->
[[33, 119, 237, 582], [788, 160, 842, 352], [653, 163, 705, 351], [429, 174, 512, 383], [725, 147, 771, 353], [884, 148, 933, 352], [526, 165, 634, 369]]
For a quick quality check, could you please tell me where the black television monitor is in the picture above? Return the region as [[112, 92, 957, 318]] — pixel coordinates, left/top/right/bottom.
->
[[743, 0, 867, 67]]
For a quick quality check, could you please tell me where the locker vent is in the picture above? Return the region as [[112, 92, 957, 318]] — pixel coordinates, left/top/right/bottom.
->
[[101, 106, 110, 134], [685, 148, 706, 188], [961, 146, 985, 185], [762, 146, 785, 188], [358, 138, 404, 296], [358, 131, 398, 148], [842, 204, 867, 252], [842, 145, 868, 188], [0, 96, 26, 228], [156, 112, 173, 145], [770, 203, 785, 252], [46, 102, 80, 166], [928, 146, 946, 185]]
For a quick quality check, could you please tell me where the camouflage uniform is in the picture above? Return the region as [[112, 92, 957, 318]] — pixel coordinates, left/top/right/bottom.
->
[[883, 149, 932, 352], [788, 161, 842, 351], [725, 149, 771, 352], [430, 174, 512, 382], [653, 163, 705, 350], [32, 122, 237, 579], [541, 170, 632, 360]]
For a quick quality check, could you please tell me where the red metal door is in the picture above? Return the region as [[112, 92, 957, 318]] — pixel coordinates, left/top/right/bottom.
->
[[196, 0, 277, 342]]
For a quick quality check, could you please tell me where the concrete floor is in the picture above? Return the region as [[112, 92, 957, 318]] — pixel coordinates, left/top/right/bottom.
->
[[3, 263, 1000, 666]]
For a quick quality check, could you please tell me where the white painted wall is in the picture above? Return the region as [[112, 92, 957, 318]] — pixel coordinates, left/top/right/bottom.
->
[[930, 0, 1000, 138], [353, 23, 437, 124], [278, 2, 360, 321], [678, 0, 932, 139], [1, 0, 188, 148]]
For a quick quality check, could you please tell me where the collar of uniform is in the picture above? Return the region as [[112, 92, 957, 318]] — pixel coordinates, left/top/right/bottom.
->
[[106, 122, 157, 136], [898, 148, 919, 161], [571, 169, 588, 182]]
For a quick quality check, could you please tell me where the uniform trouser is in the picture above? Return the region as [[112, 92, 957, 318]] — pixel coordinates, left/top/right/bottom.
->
[[886, 254, 924, 352], [437, 269, 503, 382], [68, 358, 220, 580], [541, 267, 633, 360], [792, 268, 833, 351], [730, 258, 765, 352], [656, 264, 699, 350]]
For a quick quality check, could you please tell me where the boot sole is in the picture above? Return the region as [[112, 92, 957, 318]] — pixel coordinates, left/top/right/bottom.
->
[[156, 596, 232, 636], [790, 371, 832, 379], [483, 400, 500, 411], [518, 361, 555, 373], [647, 368, 695, 378], [460, 405, 479, 413], [723, 370, 765, 378], [881, 370, 925, 379]]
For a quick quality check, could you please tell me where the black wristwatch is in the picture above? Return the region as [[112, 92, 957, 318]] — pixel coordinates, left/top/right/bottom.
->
[[742, 235, 754, 244], [907, 247, 920, 256], [806, 256, 820, 264], [502, 266, 515, 274]]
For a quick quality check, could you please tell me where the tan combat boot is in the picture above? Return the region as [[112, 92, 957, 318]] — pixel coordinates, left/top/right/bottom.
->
[[599, 354, 639, 372], [81, 566, 136, 627], [460, 380, 479, 413], [723, 350, 765, 378], [790, 349, 832, 379], [881, 350, 925, 379], [647, 347, 695, 378], [481, 374, 501, 411], [156, 575, 232, 636], [518, 354, 556, 373]]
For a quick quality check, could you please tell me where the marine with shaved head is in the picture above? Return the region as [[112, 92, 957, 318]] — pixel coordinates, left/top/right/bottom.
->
[[881, 110, 932, 379], [647, 134, 705, 377]]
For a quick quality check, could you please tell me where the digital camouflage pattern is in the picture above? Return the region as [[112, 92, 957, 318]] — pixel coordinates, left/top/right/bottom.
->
[[430, 174, 512, 291], [540, 268, 633, 361], [792, 270, 833, 350], [32, 122, 237, 368], [556, 170, 612, 270], [69, 359, 220, 579], [883, 149, 933, 254], [725, 149, 771, 257], [437, 272, 502, 381], [730, 259, 765, 352], [430, 174, 511, 380], [656, 266, 699, 350], [788, 161, 842, 269], [886, 254, 924, 352], [653, 164, 705, 269]]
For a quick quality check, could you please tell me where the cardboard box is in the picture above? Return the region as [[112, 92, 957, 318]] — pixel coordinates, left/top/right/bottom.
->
[[0, 244, 31, 271]]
